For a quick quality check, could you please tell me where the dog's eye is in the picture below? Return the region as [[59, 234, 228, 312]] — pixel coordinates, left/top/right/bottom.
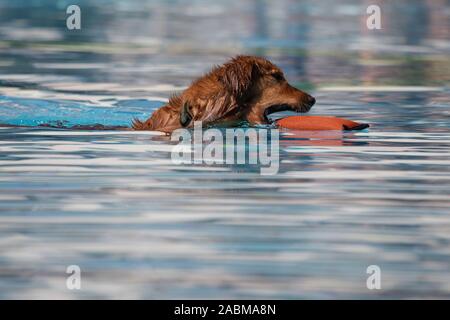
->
[[271, 72, 284, 81]]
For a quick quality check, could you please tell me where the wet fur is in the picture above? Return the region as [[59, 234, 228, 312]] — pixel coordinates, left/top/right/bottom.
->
[[133, 55, 315, 133]]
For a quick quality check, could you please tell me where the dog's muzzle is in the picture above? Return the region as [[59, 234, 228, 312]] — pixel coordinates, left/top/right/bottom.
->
[[263, 104, 295, 123], [264, 99, 315, 123], [300, 95, 316, 112]]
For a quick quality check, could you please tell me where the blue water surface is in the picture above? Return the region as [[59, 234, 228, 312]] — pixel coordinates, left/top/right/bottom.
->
[[0, 0, 450, 299], [0, 96, 161, 128]]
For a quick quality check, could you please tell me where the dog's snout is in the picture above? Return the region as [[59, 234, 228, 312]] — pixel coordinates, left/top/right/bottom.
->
[[308, 96, 316, 106]]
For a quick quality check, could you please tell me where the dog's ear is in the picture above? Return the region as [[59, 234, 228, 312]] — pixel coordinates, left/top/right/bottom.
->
[[180, 101, 193, 127], [219, 57, 258, 98]]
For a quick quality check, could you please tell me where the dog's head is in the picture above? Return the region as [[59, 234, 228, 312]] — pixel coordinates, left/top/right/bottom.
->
[[179, 55, 316, 127], [218, 55, 315, 122]]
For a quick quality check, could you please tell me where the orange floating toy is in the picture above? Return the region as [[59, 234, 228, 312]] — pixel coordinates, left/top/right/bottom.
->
[[276, 116, 369, 131]]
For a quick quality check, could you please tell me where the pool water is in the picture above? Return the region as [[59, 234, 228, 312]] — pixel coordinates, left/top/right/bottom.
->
[[0, 0, 449, 299]]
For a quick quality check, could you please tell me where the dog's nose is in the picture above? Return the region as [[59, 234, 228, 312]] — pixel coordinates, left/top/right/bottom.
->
[[308, 96, 316, 106]]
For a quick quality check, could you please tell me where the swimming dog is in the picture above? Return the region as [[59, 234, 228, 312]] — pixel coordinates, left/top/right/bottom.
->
[[132, 55, 315, 133]]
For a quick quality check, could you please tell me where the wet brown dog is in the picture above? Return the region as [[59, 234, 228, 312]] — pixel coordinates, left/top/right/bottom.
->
[[132, 55, 315, 133]]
